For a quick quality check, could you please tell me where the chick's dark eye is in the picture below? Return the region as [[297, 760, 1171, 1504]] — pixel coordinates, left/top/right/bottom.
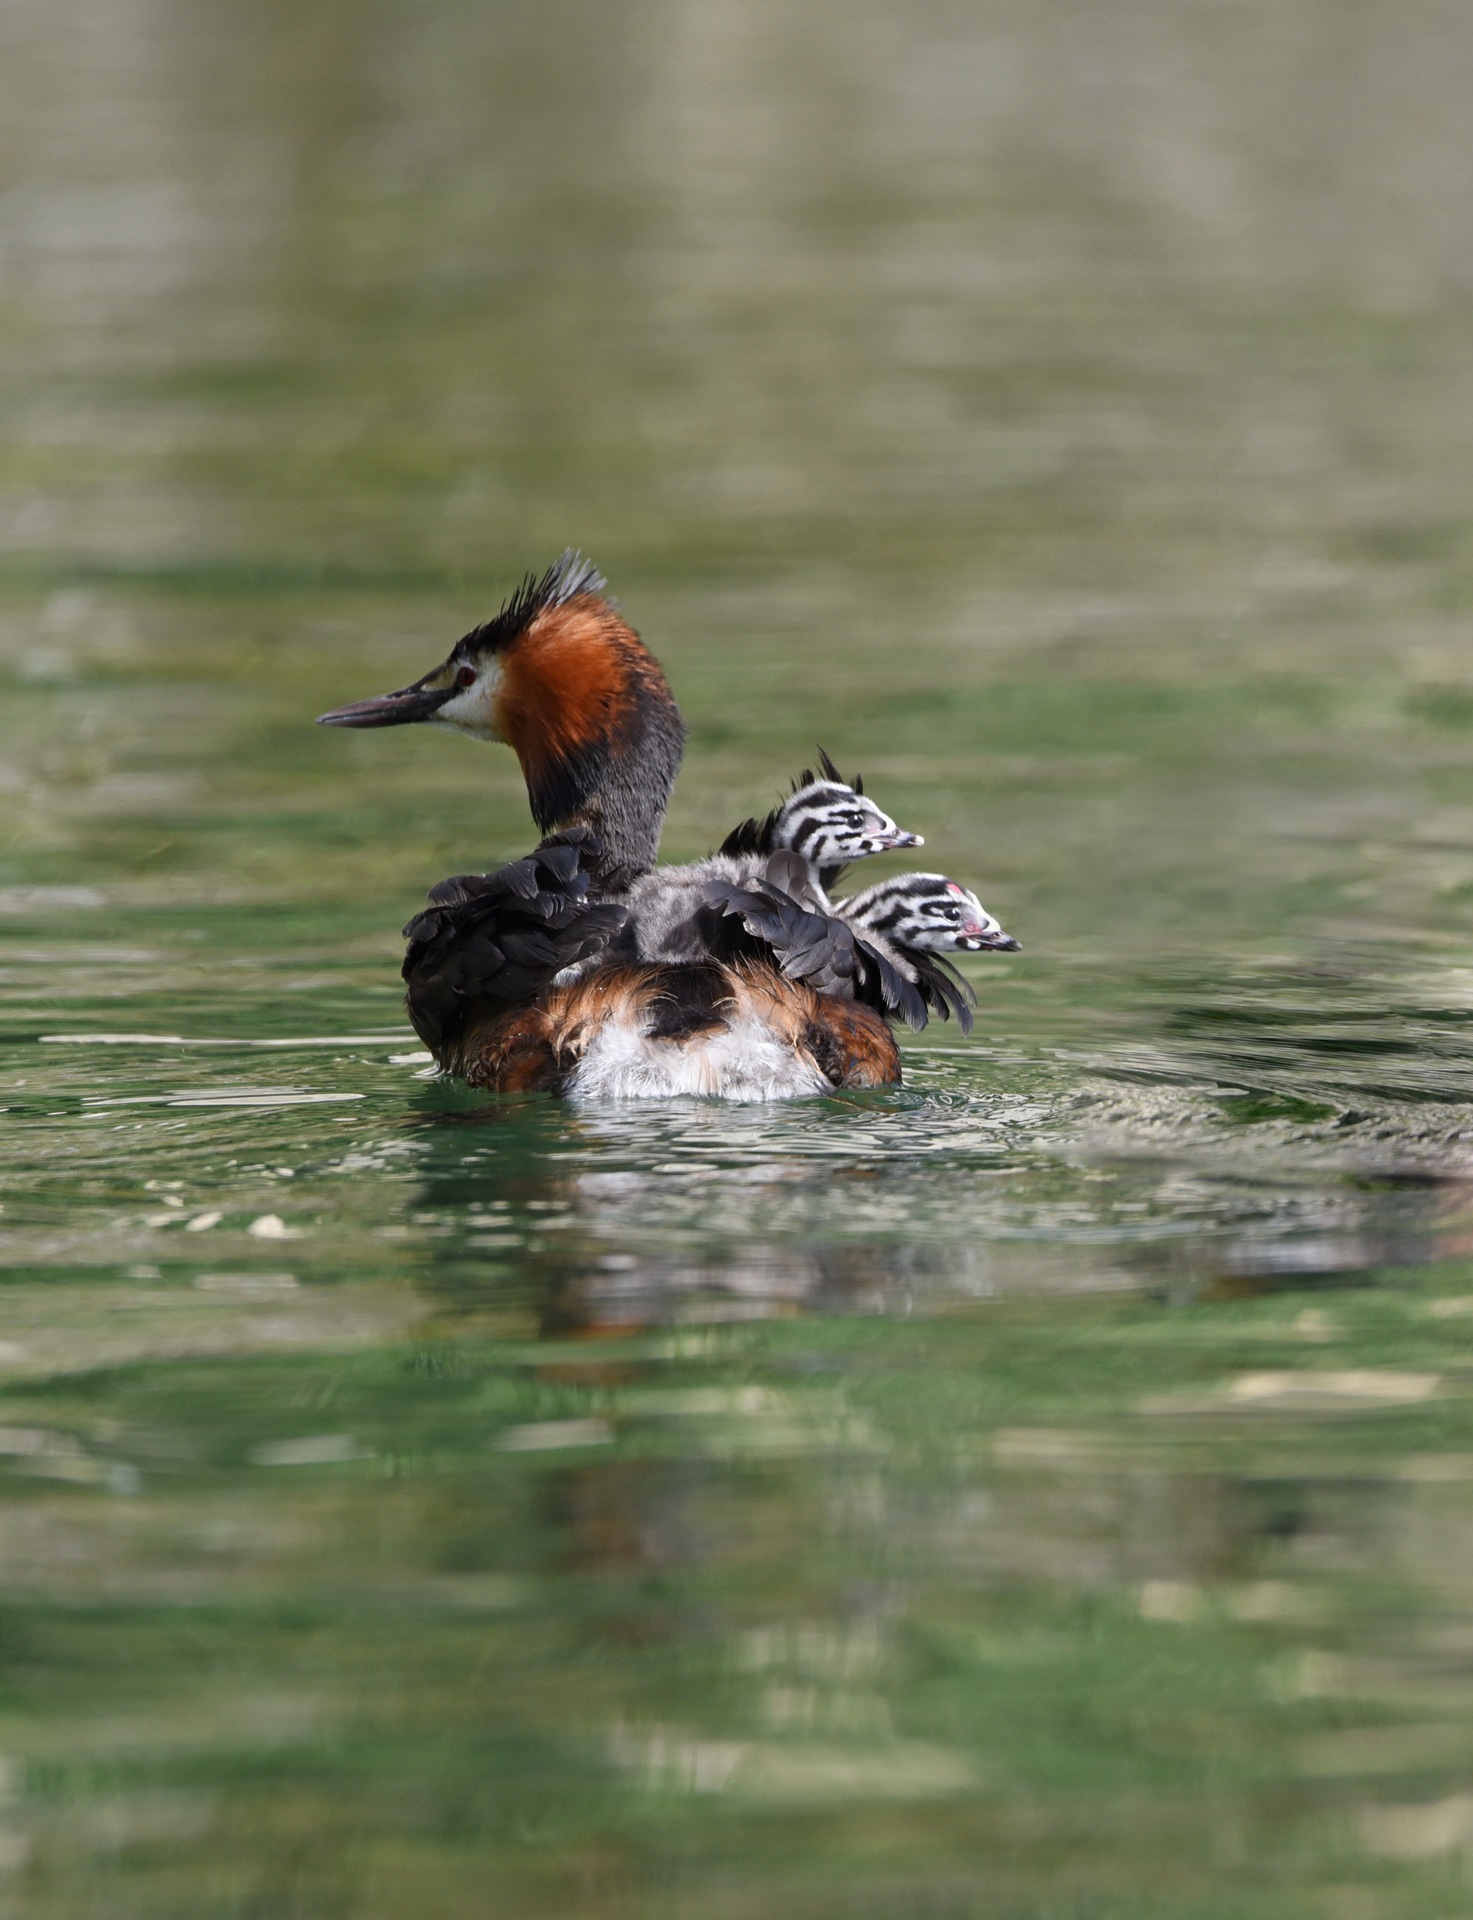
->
[[456, 666, 476, 689]]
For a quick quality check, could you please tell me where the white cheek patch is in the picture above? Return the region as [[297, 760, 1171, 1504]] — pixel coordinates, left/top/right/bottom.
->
[[430, 664, 502, 741]]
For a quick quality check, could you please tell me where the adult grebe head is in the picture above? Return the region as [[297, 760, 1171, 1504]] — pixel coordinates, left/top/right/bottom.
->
[[317, 552, 686, 891]]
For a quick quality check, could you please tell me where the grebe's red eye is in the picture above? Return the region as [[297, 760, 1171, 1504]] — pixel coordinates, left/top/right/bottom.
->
[[456, 665, 476, 689]]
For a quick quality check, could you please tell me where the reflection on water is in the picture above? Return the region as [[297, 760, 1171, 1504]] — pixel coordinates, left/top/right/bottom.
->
[[6, 0, 1473, 1911], [9, 1012, 1473, 1912]]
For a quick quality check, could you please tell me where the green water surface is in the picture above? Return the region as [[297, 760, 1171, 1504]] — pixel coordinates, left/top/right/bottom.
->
[[6, 1, 1473, 1913]]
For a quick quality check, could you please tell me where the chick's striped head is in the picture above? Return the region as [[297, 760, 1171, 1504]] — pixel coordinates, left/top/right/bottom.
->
[[771, 764, 921, 869], [838, 874, 1020, 953]]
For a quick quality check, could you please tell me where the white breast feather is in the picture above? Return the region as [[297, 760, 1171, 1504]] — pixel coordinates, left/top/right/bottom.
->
[[567, 1006, 828, 1102]]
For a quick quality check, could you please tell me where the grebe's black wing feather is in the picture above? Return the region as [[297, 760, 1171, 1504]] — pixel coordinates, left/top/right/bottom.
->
[[699, 874, 945, 1031], [697, 882, 857, 998], [402, 827, 625, 1056], [853, 939, 929, 1031], [906, 952, 976, 1034]]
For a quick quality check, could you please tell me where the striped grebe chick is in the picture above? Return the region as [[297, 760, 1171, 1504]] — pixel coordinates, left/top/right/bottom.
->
[[615, 760, 920, 969], [719, 753, 921, 898]]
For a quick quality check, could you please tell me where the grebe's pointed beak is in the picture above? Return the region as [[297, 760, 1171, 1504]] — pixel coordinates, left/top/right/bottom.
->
[[316, 678, 455, 728], [879, 830, 924, 850]]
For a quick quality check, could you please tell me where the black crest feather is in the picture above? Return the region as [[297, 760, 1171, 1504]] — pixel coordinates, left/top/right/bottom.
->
[[797, 748, 859, 795], [458, 550, 607, 660]]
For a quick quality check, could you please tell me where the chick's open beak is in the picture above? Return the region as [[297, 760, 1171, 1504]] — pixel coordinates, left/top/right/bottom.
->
[[316, 678, 454, 728]]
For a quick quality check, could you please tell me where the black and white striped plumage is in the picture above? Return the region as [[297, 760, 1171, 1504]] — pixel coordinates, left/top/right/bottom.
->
[[836, 873, 1020, 954], [719, 752, 920, 894], [617, 755, 920, 969], [697, 853, 978, 1033]]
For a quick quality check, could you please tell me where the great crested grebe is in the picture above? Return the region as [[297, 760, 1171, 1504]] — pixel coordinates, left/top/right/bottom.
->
[[317, 553, 1015, 1100]]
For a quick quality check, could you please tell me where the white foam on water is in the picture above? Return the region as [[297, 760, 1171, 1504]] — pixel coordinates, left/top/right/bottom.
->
[[42, 1033, 410, 1048], [84, 1091, 364, 1110]]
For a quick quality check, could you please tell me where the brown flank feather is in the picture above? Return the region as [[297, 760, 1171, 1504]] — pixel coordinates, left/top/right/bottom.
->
[[803, 995, 901, 1088], [452, 962, 901, 1094], [454, 966, 665, 1093], [724, 964, 901, 1088]]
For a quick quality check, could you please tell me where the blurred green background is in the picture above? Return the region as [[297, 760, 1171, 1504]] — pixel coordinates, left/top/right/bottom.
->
[[6, 1, 1473, 1914]]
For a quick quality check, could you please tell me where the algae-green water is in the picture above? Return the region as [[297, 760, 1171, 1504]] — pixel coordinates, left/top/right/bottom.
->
[[6, 1, 1473, 1913]]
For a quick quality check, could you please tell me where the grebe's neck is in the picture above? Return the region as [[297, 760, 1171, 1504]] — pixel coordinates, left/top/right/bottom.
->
[[491, 592, 685, 896], [564, 756, 679, 896]]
